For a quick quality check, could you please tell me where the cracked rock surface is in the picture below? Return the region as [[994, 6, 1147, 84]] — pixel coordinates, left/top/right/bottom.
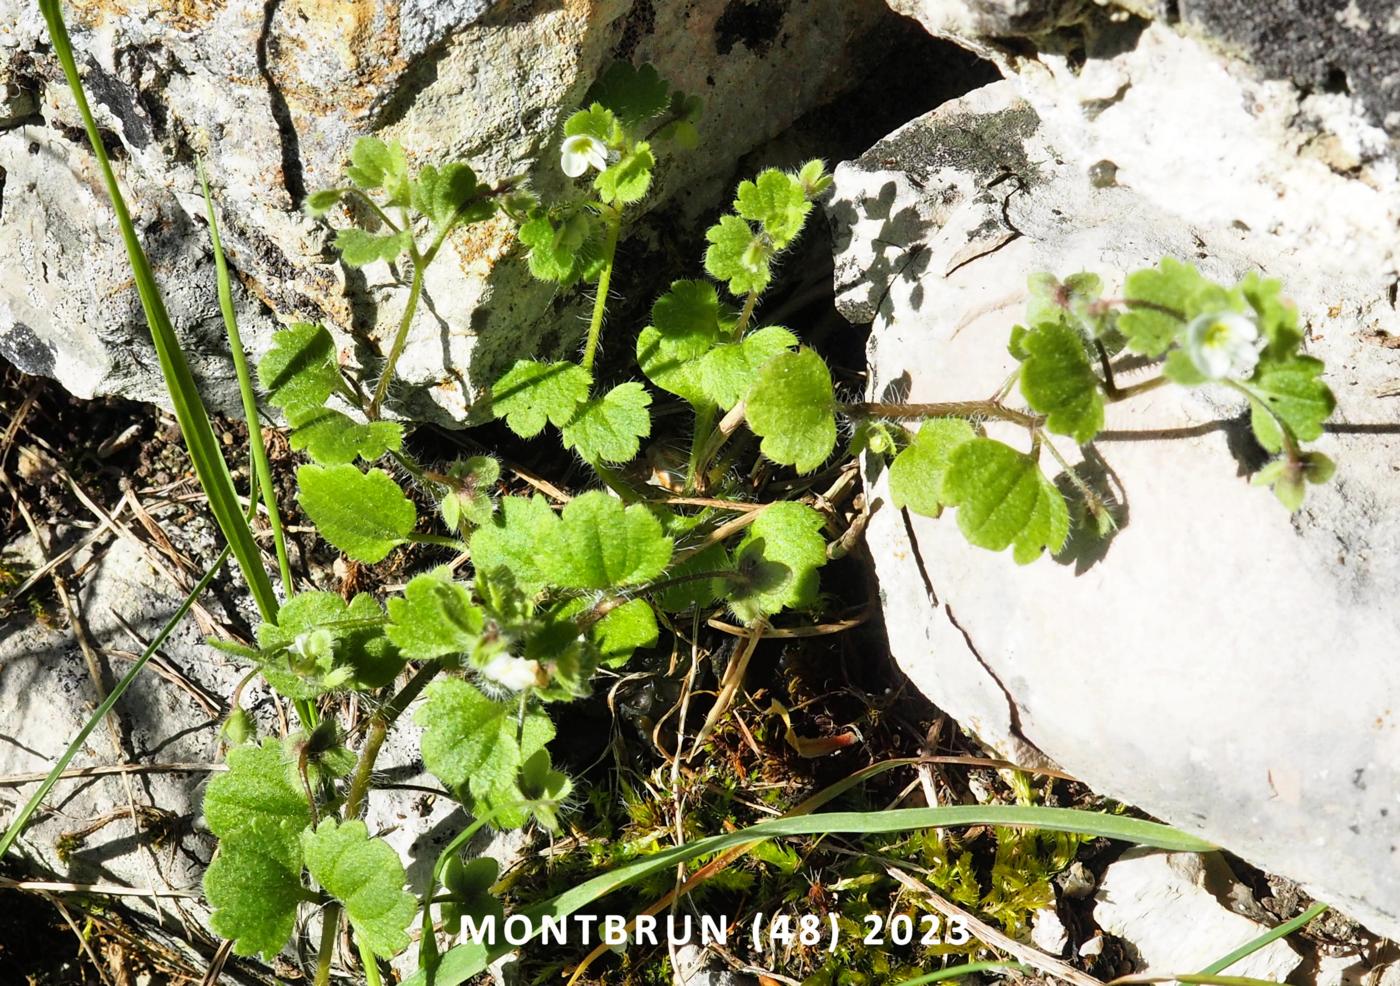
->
[[0, 0, 888, 423], [830, 9, 1400, 940]]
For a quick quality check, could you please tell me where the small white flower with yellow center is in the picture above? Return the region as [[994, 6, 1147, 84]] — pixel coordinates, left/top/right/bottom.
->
[[560, 134, 608, 178], [479, 653, 543, 692], [1184, 310, 1263, 381]]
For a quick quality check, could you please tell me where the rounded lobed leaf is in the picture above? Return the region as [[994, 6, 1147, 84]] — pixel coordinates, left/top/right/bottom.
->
[[1018, 319, 1105, 444], [887, 417, 977, 517], [942, 438, 1069, 564], [729, 502, 828, 624], [744, 349, 837, 473], [491, 360, 592, 439], [301, 819, 418, 959]]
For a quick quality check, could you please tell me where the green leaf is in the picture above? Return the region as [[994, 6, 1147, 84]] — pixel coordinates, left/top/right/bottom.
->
[[1026, 271, 1102, 329], [797, 158, 832, 197], [416, 678, 554, 801], [515, 748, 572, 831], [587, 62, 670, 127], [256, 592, 402, 694], [386, 571, 484, 660], [636, 280, 724, 404], [491, 360, 591, 439], [287, 407, 402, 465], [1118, 258, 1209, 356], [744, 349, 836, 473], [440, 856, 504, 937], [518, 212, 601, 286], [1251, 452, 1333, 512], [258, 323, 340, 415], [412, 162, 494, 229], [705, 214, 770, 297], [561, 382, 652, 464], [334, 227, 410, 268], [564, 104, 622, 144], [888, 418, 977, 517], [729, 502, 827, 623], [305, 187, 346, 218], [657, 119, 699, 149], [203, 739, 311, 867], [1242, 355, 1334, 451], [469, 495, 559, 594], [592, 598, 658, 668], [439, 456, 500, 531], [698, 325, 797, 410], [1018, 319, 1105, 444], [552, 491, 672, 589], [595, 142, 655, 205], [297, 464, 416, 564], [735, 169, 810, 248], [301, 819, 417, 959], [1239, 271, 1302, 358], [205, 839, 305, 959], [345, 136, 410, 205], [655, 542, 731, 612], [943, 439, 1069, 564]]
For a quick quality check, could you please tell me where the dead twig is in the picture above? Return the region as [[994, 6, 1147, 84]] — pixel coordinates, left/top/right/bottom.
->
[[884, 865, 1106, 986]]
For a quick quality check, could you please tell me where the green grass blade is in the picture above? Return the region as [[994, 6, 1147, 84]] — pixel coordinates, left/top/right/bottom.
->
[[38, 0, 278, 623], [0, 543, 232, 859], [896, 962, 1032, 986], [1198, 902, 1328, 976], [197, 159, 294, 593], [406, 806, 1216, 986]]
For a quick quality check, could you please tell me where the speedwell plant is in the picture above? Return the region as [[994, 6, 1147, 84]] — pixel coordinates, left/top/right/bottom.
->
[[17, 6, 1333, 984]]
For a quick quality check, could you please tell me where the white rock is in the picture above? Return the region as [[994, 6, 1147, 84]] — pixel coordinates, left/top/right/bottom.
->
[[1030, 906, 1069, 955], [1096, 851, 1301, 980], [1313, 951, 1370, 986], [0, 0, 888, 422], [673, 943, 755, 986], [829, 22, 1400, 940]]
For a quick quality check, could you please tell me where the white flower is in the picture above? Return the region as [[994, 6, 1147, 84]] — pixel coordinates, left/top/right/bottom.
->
[[1184, 311, 1262, 380], [560, 134, 608, 178], [479, 653, 542, 692]]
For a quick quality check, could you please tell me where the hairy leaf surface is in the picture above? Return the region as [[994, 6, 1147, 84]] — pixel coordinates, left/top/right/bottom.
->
[[943, 439, 1069, 564], [297, 465, 416, 564], [888, 417, 977, 517], [302, 819, 417, 958], [744, 349, 836, 473]]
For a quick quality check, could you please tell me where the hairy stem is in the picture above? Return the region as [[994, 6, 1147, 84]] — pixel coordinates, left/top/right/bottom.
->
[[347, 189, 401, 234], [1094, 341, 1119, 397], [1108, 375, 1168, 402], [685, 402, 717, 493], [1037, 429, 1111, 526], [367, 255, 426, 421], [734, 288, 760, 336], [406, 532, 467, 549], [344, 662, 441, 818], [846, 400, 1042, 430], [582, 207, 622, 373]]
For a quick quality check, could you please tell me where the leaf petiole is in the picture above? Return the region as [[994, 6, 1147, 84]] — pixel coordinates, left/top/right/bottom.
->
[[582, 206, 623, 373]]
